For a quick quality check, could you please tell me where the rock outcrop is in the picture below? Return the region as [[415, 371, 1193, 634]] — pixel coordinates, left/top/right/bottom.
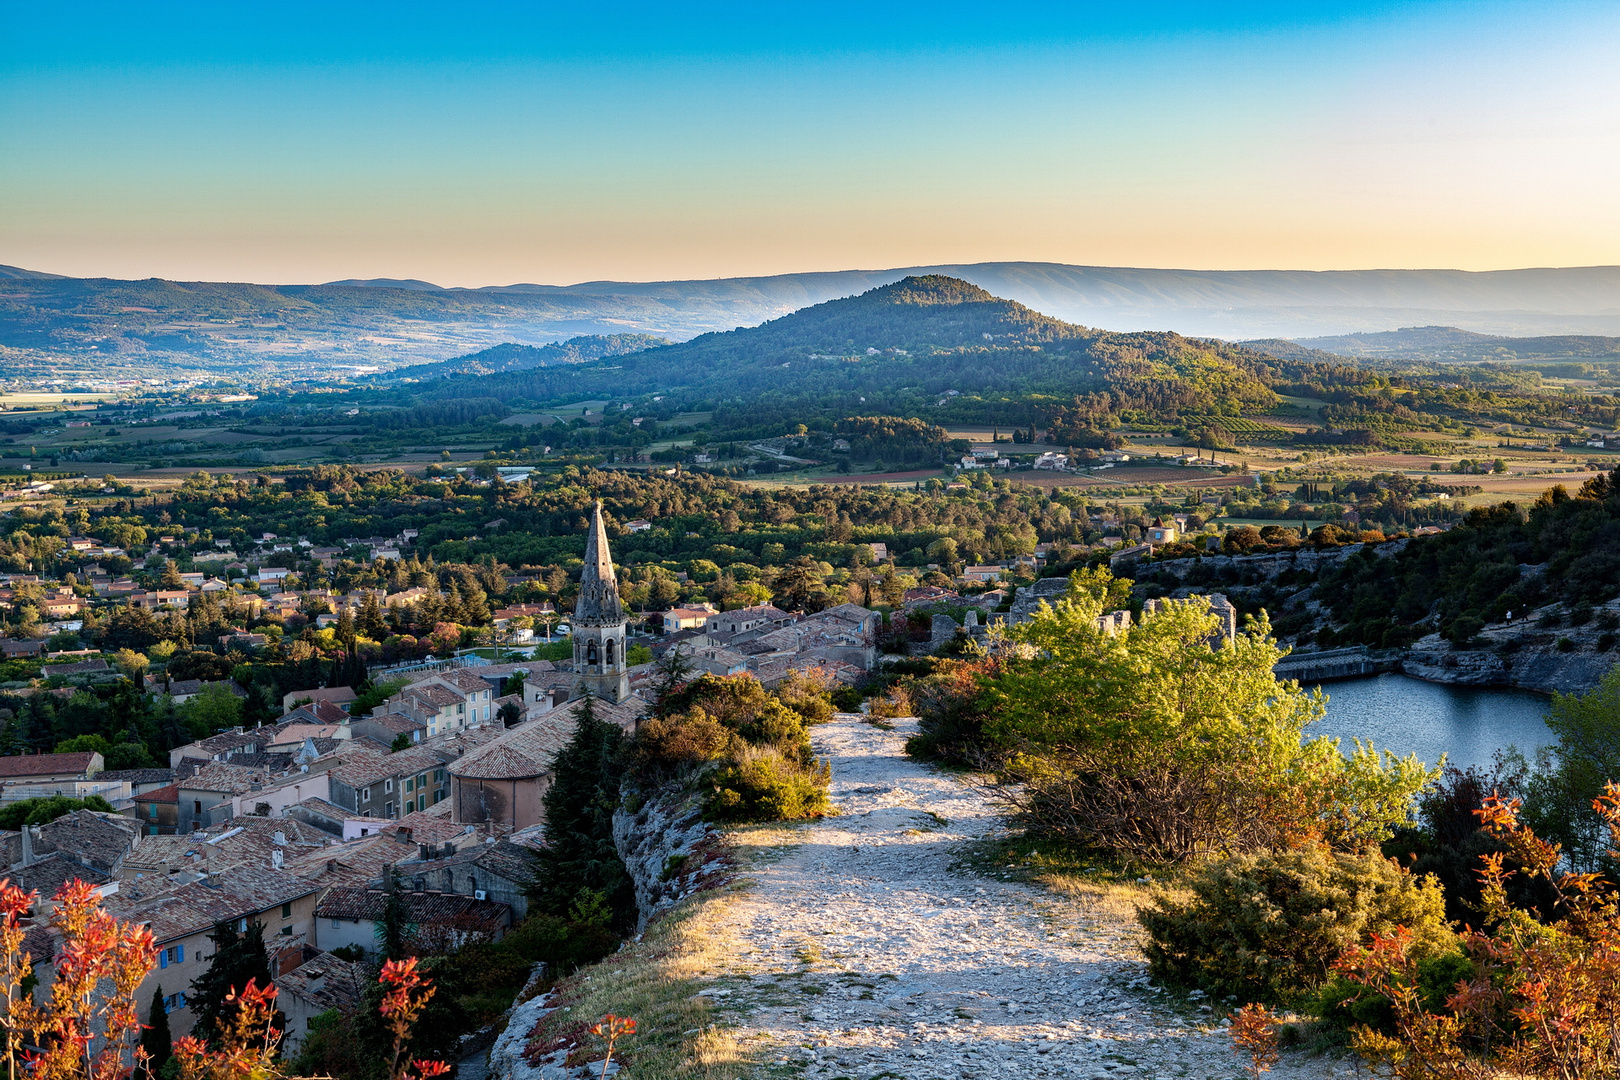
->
[[612, 782, 727, 934]]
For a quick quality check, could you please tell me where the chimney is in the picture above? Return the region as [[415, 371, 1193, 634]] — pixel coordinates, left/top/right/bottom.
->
[[273, 831, 286, 846], [271, 849, 283, 870], [20, 826, 34, 868]]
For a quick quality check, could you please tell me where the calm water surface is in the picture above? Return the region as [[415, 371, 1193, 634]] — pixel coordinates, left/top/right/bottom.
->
[[1310, 673, 1554, 772]]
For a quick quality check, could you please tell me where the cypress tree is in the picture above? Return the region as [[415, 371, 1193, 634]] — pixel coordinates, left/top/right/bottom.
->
[[527, 691, 635, 928], [142, 985, 172, 1076], [188, 920, 280, 1047], [376, 868, 411, 960]]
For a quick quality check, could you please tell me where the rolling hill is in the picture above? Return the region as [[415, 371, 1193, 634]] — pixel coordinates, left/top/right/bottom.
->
[[3, 260, 1620, 381], [416, 275, 1283, 428]]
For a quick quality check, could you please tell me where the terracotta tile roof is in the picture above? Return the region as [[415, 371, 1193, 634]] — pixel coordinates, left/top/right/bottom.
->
[[35, 811, 139, 872], [315, 887, 510, 925], [283, 833, 419, 887], [398, 839, 539, 888], [107, 865, 322, 944], [330, 745, 447, 790], [394, 812, 475, 846], [97, 768, 175, 785], [0, 752, 97, 778], [133, 782, 180, 804], [276, 953, 369, 1015], [180, 762, 267, 796], [360, 713, 425, 734], [190, 729, 263, 758], [280, 700, 352, 725], [417, 670, 491, 693], [11, 853, 112, 894], [122, 817, 328, 875], [441, 694, 639, 785], [404, 684, 463, 709]]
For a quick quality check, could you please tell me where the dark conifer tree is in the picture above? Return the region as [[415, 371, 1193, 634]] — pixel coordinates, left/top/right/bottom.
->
[[526, 691, 635, 928], [188, 920, 280, 1047], [141, 985, 172, 1076]]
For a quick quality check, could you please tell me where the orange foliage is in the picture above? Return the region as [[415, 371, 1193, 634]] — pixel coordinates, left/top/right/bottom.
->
[[1335, 784, 1620, 1078], [1229, 1003, 1280, 1079]]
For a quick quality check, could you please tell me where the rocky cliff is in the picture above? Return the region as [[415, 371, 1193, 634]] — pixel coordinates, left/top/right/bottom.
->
[[612, 781, 728, 934]]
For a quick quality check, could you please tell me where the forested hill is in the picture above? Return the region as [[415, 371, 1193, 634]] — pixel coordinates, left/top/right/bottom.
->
[[385, 333, 669, 380], [418, 275, 1283, 426]]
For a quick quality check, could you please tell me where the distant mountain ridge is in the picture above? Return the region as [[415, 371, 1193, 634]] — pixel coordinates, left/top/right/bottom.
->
[[1288, 325, 1620, 362], [4, 260, 1620, 376]]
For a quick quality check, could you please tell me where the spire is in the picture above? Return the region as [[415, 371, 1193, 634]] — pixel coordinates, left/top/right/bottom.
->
[[582, 501, 614, 585], [574, 501, 624, 625]]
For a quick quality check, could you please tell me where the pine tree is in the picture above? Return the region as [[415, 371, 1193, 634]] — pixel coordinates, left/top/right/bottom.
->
[[187, 920, 280, 1047], [359, 592, 387, 639], [527, 692, 635, 928], [141, 985, 172, 1076], [376, 869, 411, 960]]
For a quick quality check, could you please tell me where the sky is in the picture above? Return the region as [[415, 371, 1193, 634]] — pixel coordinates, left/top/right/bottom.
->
[[2, 1, 1618, 286]]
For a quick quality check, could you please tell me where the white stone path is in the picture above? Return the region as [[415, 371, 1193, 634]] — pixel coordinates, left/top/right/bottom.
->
[[711, 714, 1355, 1080]]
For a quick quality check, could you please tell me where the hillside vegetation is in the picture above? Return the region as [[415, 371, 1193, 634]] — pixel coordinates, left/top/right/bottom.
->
[[1313, 470, 1620, 647], [417, 275, 1283, 429]]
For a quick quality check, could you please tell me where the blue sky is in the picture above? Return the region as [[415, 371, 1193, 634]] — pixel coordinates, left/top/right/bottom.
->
[[3, 1, 1616, 285]]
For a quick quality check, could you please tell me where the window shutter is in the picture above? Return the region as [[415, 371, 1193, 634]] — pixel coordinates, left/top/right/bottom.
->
[[178, 944, 184, 962], [159, 951, 167, 969]]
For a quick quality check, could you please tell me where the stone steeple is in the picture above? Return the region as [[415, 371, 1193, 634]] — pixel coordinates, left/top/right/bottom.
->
[[571, 501, 630, 702]]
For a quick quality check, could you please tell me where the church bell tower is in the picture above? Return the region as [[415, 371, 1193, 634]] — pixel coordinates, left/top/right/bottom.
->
[[571, 501, 630, 703]]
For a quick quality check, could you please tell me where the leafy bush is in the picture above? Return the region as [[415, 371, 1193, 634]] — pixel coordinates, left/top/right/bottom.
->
[[630, 671, 834, 823], [1139, 848, 1453, 1005], [707, 745, 831, 822], [0, 794, 115, 829], [906, 658, 995, 766], [1307, 950, 1476, 1039], [1382, 764, 1557, 924], [976, 568, 1433, 862], [1335, 788, 1620, 1074]]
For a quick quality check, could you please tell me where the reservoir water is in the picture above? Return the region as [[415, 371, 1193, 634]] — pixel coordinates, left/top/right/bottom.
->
[[1309, 673, 1555, 773]]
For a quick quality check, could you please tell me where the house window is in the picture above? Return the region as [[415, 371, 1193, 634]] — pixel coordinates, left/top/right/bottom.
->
[[384, 779, 394, 793], [332, 919, 341, 929], [281, 902, 292, 918], [457, 703, 464, 714], [163, 992, 187, 1013], [404, 778, 413, 792], [362, 788, 371, 803], [384, 802, 394, 817], [193, 800, 202, 815], [148, 804, 158, 819], [279, 926, 291, 936], [160, 945, 185, 968]]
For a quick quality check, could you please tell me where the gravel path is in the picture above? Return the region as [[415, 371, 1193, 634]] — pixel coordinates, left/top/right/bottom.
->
[[712, 714, 1350, 1080]]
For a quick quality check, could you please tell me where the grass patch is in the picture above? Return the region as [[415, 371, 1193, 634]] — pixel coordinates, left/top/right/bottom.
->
[[521, 880, 757, 1080], [952, 833, 1184, 919]]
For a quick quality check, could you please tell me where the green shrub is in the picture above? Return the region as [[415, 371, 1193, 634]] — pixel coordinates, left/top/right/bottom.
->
[[707, 745, 831, 822], [1138, 848, 1453, 1005], [1306, 950, 1476, 1039]]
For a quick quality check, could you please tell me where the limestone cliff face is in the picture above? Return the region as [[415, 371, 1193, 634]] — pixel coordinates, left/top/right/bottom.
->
[[1401, 633, 1617, 695], [612, 782, 727, 934]]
